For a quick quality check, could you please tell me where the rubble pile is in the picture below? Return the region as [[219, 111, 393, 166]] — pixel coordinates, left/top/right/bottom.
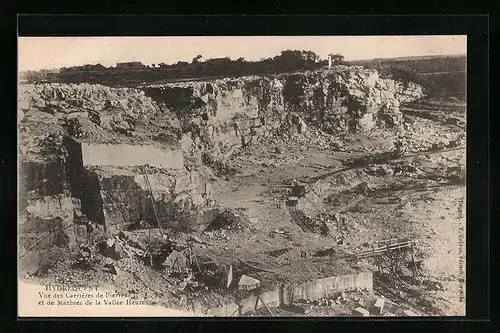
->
[[399, 118, 465, 154], [314, 211, 358, 246], [205, 209, 249, 232], [18, 113, 66, 162], [19, 83, 161, 127], [18, 84, 171, 145], [267, 114, 336, 151], [89, 231, 204, 287]]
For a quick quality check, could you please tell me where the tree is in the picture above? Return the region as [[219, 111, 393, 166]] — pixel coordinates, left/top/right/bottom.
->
[[329, 53, 345, 65], [273, 50, 321, 71], [301, 50, 320, 64], [192, 54, 203, 63]]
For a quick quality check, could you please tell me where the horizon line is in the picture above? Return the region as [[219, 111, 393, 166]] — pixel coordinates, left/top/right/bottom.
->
[[19, 53, 467, 73]]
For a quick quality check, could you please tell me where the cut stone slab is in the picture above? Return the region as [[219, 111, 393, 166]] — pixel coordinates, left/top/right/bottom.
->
[[238, 275, 261, 291], [352, 307, 370, 317], [402, 309, 419, 317], [373, 297, 385, 314], [200, 94, 210, 104]]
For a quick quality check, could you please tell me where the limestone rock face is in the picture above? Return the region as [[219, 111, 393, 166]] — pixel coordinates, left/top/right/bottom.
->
[[280, 68, 424, 132], [19, 67, 424, 168], [142, 67, 424, 162], [80, 167, 217, 233], [18, 67, 424, 235]]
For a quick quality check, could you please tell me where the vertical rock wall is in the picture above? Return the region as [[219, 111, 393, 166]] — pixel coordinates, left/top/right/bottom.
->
[[59, 138, 216, 233], [143, 68, 424, 160], [89, 167, 217, 233]]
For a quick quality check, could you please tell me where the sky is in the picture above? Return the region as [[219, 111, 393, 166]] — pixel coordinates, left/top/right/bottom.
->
[[18, 36, 467, 72]]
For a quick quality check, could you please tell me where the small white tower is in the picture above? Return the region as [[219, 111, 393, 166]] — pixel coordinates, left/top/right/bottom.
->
[[328, 54, 332, 69]]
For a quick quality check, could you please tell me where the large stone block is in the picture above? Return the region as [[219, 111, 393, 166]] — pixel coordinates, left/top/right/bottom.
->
[[81, 143, 184, 170], [288, 272, 373, 302]]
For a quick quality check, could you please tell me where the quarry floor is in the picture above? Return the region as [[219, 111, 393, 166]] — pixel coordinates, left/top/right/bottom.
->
[[20, 98, 466, 317], [205, 124, 465, 316]]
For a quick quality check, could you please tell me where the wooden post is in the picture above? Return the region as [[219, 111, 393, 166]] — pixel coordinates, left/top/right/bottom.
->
[[411, 242, 419, 277], [172, 257, 178, 273], [278, 283, 284, 307], [229, 306, 240, 317], [254, 295, 260, 310], [143, 170, 164, 234], [194, 252, 202, 273], [258, 296, 274, 317]]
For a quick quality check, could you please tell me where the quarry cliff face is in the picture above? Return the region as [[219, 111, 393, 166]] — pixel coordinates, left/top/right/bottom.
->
[[18, 67, 424, 235], [143, 67, 424, 162]]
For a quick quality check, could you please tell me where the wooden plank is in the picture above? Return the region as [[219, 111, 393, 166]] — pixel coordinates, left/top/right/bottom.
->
[[238, 259, 276, 274], [355, 243, 413, 258]]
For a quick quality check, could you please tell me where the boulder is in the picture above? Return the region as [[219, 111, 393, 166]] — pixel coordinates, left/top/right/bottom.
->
[[163, 250, 188, 271], [100, 238, 127, 260]]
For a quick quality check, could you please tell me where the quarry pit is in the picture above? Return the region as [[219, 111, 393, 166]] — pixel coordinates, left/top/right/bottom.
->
[[18, 66, 466, 317]]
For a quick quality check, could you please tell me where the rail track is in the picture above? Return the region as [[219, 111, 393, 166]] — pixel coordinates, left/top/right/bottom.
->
[[308, 146, 464, 185], [287, 205, 315, 233], [373, 278, 441, 316]]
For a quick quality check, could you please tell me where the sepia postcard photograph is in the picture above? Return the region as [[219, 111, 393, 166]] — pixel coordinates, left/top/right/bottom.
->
[[17, 35, 467, 318]]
